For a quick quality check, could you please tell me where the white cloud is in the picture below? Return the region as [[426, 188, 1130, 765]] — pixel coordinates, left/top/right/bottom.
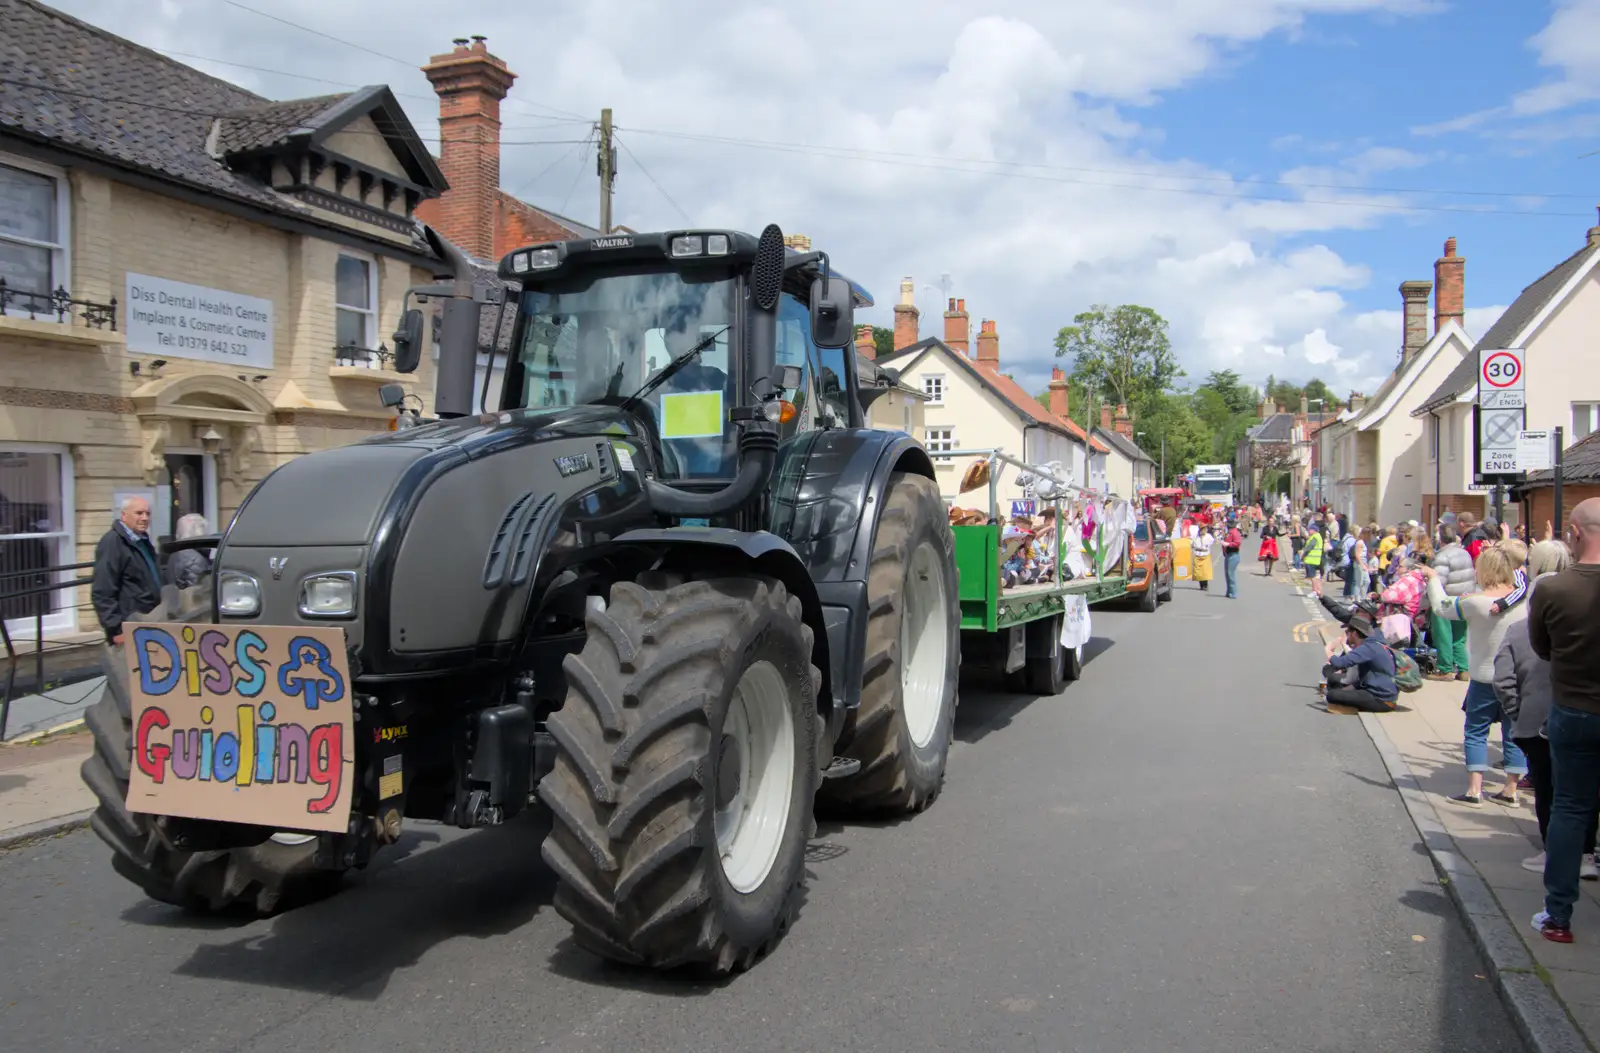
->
[[48, 0, 1469, 399]]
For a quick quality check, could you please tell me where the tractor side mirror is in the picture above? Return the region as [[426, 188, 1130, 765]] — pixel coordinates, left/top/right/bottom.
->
[[809, 276, 854, 349], [391, 308, 425, 374], [378, 382, 407, 410]]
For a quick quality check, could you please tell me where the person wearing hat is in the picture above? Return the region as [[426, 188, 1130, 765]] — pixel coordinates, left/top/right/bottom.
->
[[1321, 610, 1400, 712]]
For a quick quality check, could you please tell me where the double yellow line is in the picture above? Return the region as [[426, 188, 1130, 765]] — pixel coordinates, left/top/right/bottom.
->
[[1292, 621, 1320, 644]]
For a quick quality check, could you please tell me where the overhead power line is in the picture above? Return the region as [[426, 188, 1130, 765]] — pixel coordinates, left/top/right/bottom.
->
[[617, 125, 1597, 214], [508, 132, 594, 202], [0, 76, 588, 146], [216, 0, 590, 123], [614, 132, 693, 225]]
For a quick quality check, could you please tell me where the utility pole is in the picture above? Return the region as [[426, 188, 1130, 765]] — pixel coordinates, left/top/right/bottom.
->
[[597, 108, 615, 234]]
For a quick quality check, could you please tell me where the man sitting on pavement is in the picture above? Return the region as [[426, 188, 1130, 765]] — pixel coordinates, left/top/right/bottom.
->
[[1321, 610, 1399, 713], [90, 495, 162, 646], [1530, 498, 1600, 945]]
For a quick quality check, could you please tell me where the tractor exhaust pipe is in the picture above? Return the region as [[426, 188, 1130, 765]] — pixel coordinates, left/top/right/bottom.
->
[[423, 226, 481, 420]]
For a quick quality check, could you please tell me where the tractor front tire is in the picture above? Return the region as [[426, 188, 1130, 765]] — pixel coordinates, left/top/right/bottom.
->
[[539, 575, 820, 974], [82, 586, 338, 914], [819, 472, 960, 814]]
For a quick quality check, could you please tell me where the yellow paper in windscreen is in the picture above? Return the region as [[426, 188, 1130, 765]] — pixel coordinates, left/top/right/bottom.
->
[[659, 391, 724, 439]]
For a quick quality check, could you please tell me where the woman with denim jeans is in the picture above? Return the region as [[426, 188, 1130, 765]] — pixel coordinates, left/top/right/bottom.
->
[[1420, 540, 1532, 806]]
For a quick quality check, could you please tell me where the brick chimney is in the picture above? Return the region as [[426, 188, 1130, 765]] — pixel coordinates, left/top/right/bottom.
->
[[418, 37, 517, 260], [1348, 391, 1366, 413], [944, 298, 970, 355], [1114, 405, 1133, 438], [1588, 206, 1600, 248], [1100, 403, 1114, 432], [1434, 237, 1464, 335], [893, 277, 919, 351], [1258, 397, 1268, 420], [854, 325, 875, 362], [1049, 367, 1070, 419], [1400, 279, 1432, 362], [975, 319, 999, 370]]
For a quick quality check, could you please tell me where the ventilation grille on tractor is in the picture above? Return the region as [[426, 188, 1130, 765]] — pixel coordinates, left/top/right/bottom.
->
[[752, 224, 785, 311], [508, 494, 555, 587], [483, 491, 534, 589]]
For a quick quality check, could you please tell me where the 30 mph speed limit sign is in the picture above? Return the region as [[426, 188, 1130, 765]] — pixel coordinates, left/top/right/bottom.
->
[[1478, 347, 1525, 410], [1476, 347, 1526, 478]]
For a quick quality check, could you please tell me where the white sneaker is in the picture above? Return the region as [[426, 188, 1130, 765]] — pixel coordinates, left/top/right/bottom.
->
[[1583, 855, 1599, 881], [1533, 910, 1553, 932], [1524, 851, 1548, 873]]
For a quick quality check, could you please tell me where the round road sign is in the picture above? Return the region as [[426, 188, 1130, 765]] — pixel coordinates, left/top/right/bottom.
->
[[1482, 351, 1522, 389], [1484, 409, 1521, 445]]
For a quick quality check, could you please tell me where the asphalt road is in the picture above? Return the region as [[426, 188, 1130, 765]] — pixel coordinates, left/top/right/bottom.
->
[[0, 561, 1524, 1052]]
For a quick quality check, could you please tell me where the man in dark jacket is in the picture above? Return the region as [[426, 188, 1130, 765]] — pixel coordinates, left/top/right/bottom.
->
[[91, 496, 162, 645], [1321, 611, 1398, 712]]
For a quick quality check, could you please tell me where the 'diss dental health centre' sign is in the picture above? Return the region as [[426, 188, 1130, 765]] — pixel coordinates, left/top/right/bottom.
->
[[125, 273, 274, 369]]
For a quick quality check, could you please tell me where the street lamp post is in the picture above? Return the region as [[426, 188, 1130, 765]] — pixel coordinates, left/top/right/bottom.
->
[[1307, 398, 1326, 512]]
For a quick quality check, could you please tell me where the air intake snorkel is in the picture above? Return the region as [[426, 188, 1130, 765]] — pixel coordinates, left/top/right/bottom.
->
[[645, 223, 786, 518]]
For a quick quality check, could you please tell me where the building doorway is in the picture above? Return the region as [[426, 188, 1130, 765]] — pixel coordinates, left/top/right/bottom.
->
[[159, 450, 217, 549]]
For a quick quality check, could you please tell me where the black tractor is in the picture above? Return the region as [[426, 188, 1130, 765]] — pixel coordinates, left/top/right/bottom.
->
[[82, 223, 960, 973]]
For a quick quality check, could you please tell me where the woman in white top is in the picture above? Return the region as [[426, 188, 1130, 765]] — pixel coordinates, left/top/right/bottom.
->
[[1419, 540, 1530, 807], [1192, 527, 1216, 592]]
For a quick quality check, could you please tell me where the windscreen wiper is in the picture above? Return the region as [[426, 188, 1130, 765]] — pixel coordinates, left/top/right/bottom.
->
[[621, 326, 730, 411]]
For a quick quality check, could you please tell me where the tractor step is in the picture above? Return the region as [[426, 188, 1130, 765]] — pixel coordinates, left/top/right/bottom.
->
[[821, 756, 862, 780]]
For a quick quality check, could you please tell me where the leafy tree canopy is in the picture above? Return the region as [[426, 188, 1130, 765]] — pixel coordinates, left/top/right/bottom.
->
[[1054, 304, 1182, 419]]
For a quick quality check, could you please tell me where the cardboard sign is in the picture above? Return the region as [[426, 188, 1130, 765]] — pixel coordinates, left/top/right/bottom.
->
[[123, 623, 355, 833]]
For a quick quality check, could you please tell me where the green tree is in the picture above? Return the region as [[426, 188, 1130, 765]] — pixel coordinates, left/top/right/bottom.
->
[[1133, 392, 1213, 479], [871, 326, 895, 359], [1302, 378, 1342, 412], [1054, 304, 1182, 418], [1200, 369, 1258, 416]]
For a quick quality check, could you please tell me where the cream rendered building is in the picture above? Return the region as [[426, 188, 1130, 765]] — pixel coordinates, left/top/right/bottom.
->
[[0, 1, 456, 639]]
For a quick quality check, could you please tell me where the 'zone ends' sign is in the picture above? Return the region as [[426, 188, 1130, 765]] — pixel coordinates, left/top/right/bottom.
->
[[1475, 347, 1526, 480]]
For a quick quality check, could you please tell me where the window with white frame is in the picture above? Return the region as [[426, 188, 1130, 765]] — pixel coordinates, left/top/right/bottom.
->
[[926, 427, 956, 453], [335, 253, 377, 362], [0, 158, 69, 299], [1574, 402, 1600, 441], [0, 446, 76, 639], [921, 374, 945, 405]]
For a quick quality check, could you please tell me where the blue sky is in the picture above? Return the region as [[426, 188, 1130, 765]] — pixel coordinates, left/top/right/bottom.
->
[[50, 1, 1600, 398], [1152, 1, 1599, 321]]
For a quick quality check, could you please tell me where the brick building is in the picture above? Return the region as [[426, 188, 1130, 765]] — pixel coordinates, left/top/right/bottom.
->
[[0, 0, 455, 640]]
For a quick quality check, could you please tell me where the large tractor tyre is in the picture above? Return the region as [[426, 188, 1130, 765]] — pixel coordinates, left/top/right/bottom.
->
[[819, 472, 960, 814], [539, 575, 821, 974], [82, 584, 336, 914]]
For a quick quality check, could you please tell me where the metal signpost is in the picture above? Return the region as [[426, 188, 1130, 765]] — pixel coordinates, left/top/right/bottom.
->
[[1474, 347, 1526, 520]]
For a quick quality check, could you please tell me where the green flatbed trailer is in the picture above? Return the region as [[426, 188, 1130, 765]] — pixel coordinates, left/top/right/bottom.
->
[[933, 449, 1135, 693]]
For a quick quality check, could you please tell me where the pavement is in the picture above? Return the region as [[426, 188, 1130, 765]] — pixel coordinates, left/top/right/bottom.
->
[[0, 565, 1528, 1052], [0, 675, 105, 743]]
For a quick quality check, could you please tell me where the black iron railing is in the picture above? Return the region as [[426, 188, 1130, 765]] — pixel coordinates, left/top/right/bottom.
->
[[333, 342, 392, 368], [0, 280, 118, 330], [0, 561, 94, 740]]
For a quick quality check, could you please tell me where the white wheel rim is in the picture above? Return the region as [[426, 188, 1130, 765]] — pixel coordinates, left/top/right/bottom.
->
[[714, 660, 796, 894], [901, 541, 949, 749]]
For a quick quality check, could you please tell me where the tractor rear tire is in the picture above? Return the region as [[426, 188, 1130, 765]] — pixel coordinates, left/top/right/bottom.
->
[[82, 584, 338, 914], [539, 575, 820, 974], [818, 472, 959, 814]]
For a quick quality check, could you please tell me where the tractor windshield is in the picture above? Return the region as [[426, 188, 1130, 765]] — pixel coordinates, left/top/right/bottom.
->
[[509, 268, 739, 479]]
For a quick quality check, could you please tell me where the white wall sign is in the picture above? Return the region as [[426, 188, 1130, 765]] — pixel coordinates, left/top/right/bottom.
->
[[124, 273, 274, 369], [1517, 430, 1552, 472], [1476, 347, 1526, 475]]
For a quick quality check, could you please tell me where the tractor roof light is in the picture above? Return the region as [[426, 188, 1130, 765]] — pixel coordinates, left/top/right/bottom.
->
[[706, 234, 730, 256], [670, 235, 704, 258], [526, 247, 560, 270]]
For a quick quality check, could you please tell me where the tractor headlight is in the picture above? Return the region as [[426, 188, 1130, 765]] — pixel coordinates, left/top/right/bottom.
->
[[670, 235, 703, 257], [705, 234, 729, 256], [218, 571, 261, 617], [299, 573, 357, 618], [527, 247, 559, 270]]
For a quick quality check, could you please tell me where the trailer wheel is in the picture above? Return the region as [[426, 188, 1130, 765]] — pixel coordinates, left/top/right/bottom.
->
[[819, 472, 960, 814], [1023, 615, 1068, 695], [539, 575, 820, 974], [82, 586, 338, 915]]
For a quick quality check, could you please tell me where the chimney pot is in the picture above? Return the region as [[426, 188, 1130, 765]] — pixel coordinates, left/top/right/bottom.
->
[[1588, 206, 1600, 248], [1433, 238, 1464, 338], [1400, 279, 1433, 362], [943, 296, 970, 355], [1114, 404, 1133, 438], [1048, 368, 1070, 418], [975, 318, 999, 368], [417, 37, 519, 260]]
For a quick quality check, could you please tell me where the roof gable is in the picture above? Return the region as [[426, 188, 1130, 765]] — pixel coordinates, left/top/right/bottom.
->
[[1093, 426, 1154, 464], [1348, 319, 1471, 431], [1416, 242, 1600, 413], [886, 338, 1102, 449]]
